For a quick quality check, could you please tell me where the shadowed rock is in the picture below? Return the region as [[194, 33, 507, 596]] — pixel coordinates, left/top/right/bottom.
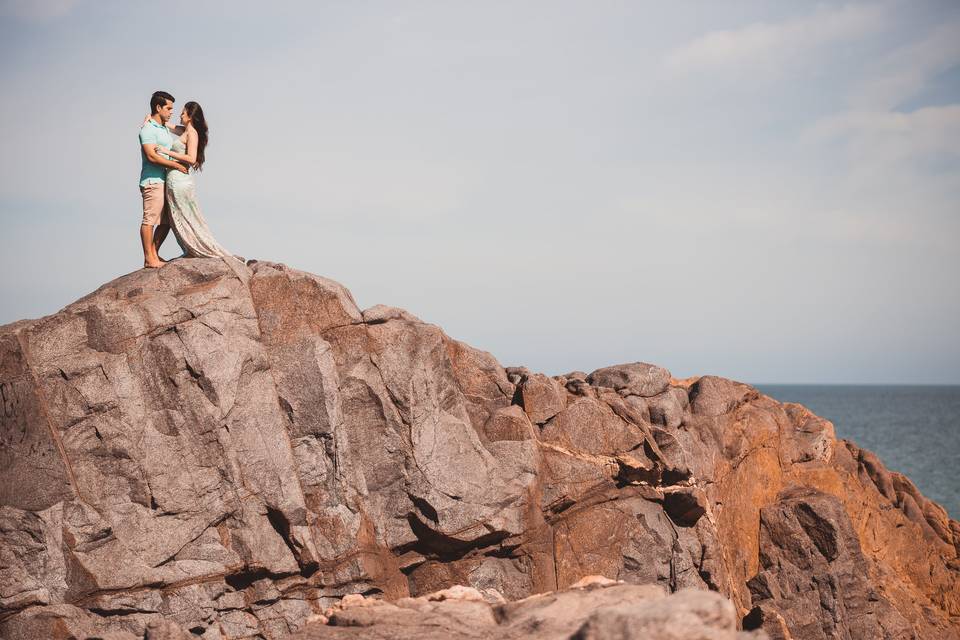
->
[[745, 489, 914, 639]]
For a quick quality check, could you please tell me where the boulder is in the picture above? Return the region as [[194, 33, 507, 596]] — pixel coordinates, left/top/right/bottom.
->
[[587, 362, 672, 397], [518, 373, 565, 425]]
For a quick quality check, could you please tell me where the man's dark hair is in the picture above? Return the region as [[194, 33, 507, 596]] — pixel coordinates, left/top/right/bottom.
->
[[150, 91, 175, 114]]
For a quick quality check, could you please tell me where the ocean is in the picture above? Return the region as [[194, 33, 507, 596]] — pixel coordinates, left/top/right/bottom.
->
[[755, 385, 960, 520]]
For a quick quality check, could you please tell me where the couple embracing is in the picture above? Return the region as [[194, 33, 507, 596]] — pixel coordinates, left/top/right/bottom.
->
[[138, 90, 238, 269]]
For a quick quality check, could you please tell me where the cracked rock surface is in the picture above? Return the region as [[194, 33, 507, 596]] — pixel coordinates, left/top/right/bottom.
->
[[1, 258, 958, 639]]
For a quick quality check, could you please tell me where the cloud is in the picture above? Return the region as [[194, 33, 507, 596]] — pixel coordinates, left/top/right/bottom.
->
[[0, 0, 78, 21], [847, 22, 960, 110], [806, 105, 960, 152], [804, 104, 960, 183], [795, 16, 960, 229], [664, 3, 886, 74], [803, 20, 960, 180], [802, 104, 960, 244]]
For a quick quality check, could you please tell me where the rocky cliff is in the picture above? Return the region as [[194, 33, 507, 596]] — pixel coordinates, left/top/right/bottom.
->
[[0, 258, 957, 640]]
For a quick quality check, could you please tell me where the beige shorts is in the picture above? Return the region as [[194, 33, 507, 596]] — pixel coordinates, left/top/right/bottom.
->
[[140, 182, 169, 226]]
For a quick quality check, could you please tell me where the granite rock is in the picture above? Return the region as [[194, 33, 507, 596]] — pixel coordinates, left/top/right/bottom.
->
[[1, 258, 957, 639]]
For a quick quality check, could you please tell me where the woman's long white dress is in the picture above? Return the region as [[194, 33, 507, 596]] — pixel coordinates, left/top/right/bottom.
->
[[165, 139, 239, 261]]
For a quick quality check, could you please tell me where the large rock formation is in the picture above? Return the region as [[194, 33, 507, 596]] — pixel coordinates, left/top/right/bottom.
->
[[0, 258, 957, 639]]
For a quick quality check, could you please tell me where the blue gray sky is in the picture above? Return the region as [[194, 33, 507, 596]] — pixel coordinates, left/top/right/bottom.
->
[[1, 1, 958, 383]]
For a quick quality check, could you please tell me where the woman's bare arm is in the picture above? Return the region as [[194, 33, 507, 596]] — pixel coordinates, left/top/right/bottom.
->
[[162, 127, 198, 166], [185, 127, 198, 165]]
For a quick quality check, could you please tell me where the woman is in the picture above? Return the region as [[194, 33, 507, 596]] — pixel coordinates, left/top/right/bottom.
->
[[156, 102, 239, 261]]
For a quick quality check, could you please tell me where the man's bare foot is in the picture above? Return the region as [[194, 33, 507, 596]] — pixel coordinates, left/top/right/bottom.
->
[[144, 260, 163, 269]]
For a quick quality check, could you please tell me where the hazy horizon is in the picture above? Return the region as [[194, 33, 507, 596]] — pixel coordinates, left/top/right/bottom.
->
[[2, 1, 958, 385]]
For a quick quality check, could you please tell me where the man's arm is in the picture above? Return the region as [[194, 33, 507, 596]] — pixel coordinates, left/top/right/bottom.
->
[[142, 143, 187, 172]]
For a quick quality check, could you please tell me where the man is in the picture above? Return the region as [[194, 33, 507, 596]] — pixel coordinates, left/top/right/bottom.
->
[[139, 90, 187, 268]]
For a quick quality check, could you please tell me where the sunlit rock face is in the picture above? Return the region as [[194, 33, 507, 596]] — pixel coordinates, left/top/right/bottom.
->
[[1, 258, 957, 639]]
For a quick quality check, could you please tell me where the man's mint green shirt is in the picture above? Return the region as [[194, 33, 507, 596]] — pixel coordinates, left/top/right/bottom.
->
[[138, 119, 173, 186]]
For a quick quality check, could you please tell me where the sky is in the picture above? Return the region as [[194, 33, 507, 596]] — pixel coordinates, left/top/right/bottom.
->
[[1, 0, 958, 384]]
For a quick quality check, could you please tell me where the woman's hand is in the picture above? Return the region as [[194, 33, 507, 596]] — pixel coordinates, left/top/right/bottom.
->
[[175, 164, 188, 174], [141, 115, 150, 127]]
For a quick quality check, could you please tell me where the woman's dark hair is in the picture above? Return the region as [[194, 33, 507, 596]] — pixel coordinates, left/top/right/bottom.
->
[[150, 90, 175, 114], [184, 101, 209, 171]]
